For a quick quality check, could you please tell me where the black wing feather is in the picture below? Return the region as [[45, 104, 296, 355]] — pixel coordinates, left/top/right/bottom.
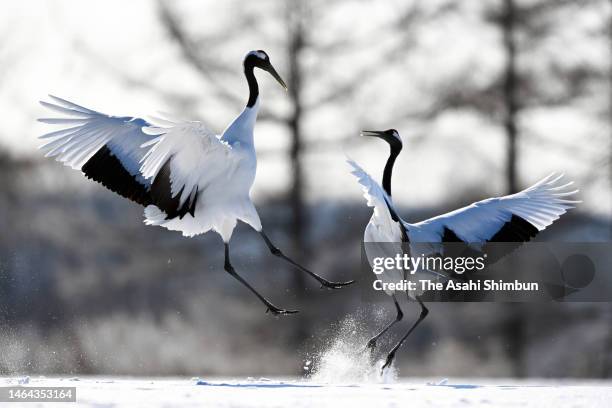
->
[[82, 145, 152, 206], [441, 215, 540, 264], [149, 159, 199, 220]]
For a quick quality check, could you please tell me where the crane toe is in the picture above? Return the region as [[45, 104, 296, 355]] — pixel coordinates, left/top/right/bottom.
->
[[265, 306, 299, 316], [320, 279, 356, 289], [381, 351, 396, 373]]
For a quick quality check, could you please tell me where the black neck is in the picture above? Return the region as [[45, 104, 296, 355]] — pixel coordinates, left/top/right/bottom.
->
[[244, 62, 259, 108], [382, 147, 400, 197]]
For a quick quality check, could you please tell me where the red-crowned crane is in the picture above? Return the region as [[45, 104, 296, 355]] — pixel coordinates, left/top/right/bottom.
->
[[38, 50, 353, 316], [349, 129, 579, 371]]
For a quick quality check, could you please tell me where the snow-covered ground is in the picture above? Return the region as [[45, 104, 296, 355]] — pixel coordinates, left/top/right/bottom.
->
[[2, 376, 611, 408]]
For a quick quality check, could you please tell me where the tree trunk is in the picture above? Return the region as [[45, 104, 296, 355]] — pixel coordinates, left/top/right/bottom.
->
[[501, 0, 525, 378], [603, 0, 612, 377], [502, 0, 519, 195], [286, 1, 309, 344]]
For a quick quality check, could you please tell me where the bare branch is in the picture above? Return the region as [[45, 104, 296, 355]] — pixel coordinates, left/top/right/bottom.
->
[[156, 0, 287, 124], [156, 0, 243, 107]]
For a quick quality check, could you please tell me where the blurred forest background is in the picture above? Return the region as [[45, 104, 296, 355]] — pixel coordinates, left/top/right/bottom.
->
[[0, 0, 610, 378]]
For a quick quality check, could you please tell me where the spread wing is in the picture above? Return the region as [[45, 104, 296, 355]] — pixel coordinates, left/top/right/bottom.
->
[[407, 174, 580, 250], [38, 95, 156, 206], [140, 115, 237, 220]]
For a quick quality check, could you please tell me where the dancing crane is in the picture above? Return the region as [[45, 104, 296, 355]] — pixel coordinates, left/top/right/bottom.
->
[[349, 129, 579, 370], [38, 50, 353, 316]]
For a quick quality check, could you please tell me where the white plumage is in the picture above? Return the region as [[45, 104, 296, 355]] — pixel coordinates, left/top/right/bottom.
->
[[39, 95, 260, 242], [38, 50, 352, 315], [39, 97, 152, 177], [349, 128, 580, 371], [349, 159, 579, 248], [140, 112, 261, 240]]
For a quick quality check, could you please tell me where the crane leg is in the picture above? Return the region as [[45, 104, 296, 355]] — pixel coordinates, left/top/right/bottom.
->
[[259, 230, 355, 289], [366, 295, 403, 351], [381, 297, 428, 372], [224, 243, 298, 316]]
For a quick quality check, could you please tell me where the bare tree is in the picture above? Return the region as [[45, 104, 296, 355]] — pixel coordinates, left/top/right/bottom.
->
[[501, 0, 519, 194], [285, 1, 308, 336]]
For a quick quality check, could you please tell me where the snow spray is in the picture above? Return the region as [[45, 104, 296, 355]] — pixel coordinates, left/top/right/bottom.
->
[[307, 311, 397, 384]]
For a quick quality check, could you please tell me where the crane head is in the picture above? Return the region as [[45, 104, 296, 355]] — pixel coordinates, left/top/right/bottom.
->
[[361, 129, 403, 150], [244, 50, 288, 91]]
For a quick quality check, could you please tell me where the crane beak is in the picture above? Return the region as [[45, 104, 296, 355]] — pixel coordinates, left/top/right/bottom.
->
[[361, 130, 386, 138], [265, 64, 288, 91]]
